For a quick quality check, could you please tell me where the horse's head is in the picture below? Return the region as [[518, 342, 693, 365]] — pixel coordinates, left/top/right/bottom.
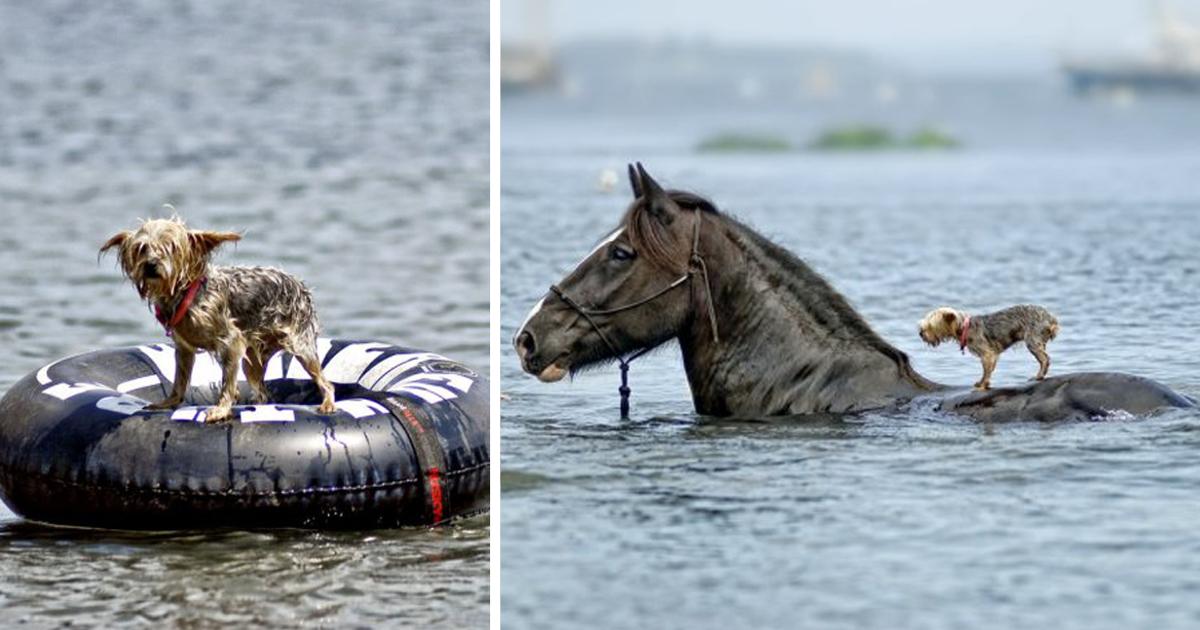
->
[[515, 163, 713, 382]]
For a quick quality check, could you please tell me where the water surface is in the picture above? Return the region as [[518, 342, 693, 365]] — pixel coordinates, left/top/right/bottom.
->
[[1, 2, 488, 626]]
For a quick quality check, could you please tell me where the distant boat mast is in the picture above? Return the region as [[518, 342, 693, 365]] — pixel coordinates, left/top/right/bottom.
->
[[1153, 0, 1200, 69]]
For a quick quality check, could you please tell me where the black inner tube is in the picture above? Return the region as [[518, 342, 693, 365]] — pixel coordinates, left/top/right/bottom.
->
[[0, 340, 490, 530]]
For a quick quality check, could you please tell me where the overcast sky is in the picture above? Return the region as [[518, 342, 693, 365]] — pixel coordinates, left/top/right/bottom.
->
[[503, 0, 1196, 74]]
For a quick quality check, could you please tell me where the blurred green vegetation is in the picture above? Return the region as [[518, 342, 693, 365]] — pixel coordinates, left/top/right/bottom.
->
[[905, 127, 961, 149], [696, 133, 792, 153], [697, 126, 961, 154], [810, 125, 960, 151]]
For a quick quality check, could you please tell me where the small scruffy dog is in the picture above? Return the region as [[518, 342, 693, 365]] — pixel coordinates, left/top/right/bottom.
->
[[918, 304, 1060, 390], [101, 216, 335, 422]]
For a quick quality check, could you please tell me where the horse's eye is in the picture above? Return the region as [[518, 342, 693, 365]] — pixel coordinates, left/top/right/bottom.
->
[[610, 245, 635, 261]]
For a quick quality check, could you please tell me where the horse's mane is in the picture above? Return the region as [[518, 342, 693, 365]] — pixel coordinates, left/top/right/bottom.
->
[[622, 190, 718, 274], [623, 189, 920, 378], [734, 219, 917, 374]]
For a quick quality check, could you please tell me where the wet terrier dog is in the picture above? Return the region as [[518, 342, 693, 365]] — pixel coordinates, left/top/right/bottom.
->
[[918, 304, 1060, 390], [101, 217, 335, 422]]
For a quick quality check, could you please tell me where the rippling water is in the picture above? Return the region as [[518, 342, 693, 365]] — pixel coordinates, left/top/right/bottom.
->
[[1, 1, 488, 626], [0, 521, 488, 626], [501, 77, 1200, 628]]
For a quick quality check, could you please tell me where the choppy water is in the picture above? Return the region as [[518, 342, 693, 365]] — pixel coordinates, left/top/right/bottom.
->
[[0, 1, 488, 627], [501, 74, 1200, 629]]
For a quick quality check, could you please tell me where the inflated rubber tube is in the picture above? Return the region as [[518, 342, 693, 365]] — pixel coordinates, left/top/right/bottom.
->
[[0, 339, 488, 529]]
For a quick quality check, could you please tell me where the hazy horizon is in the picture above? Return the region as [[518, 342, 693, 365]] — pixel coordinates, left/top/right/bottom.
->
[[503, 0, 1200, 75]]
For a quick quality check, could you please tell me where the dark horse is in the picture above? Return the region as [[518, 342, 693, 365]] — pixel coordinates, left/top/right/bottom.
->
[[515, 164, 1194, 422]]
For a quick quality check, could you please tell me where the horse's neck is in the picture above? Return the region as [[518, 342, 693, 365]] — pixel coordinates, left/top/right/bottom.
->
[[678, 222, 933, 416]]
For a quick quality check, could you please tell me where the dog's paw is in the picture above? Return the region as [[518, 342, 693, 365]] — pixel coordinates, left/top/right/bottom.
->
[[204, 407, 233, 423], [316, 401, 336, 415], [145, 399, 181, 411], [973, 383, 990, 391]]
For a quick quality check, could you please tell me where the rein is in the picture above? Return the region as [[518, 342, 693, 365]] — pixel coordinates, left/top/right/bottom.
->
[[550, 208, 720, 418]]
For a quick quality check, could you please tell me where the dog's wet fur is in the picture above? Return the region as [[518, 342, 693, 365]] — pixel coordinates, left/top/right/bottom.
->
[[101, 216, 335, 422], [919, 304, 1059, 390]]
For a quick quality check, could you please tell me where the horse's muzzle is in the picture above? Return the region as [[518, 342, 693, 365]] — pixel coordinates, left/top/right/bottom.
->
[[515, 330, 568, 382], [515, 330, 534, 357]]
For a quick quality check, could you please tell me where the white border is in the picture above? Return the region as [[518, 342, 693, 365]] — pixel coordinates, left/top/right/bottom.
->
[[489, 1, 501, 628]]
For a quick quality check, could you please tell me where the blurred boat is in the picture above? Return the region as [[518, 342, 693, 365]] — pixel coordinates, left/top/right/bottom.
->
[[1063, 2, 1200, 94], [502, 0, 558, 90], [502, 45, 557, 90]]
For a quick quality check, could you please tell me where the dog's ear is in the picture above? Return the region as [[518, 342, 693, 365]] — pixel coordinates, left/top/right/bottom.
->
[[188, 230, 242, 256], [99, 231, 131, 255], [942, 311, 958, 325]]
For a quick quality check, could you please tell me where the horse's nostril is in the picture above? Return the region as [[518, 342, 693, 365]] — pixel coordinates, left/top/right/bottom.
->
[[516, 330, 536, 359]]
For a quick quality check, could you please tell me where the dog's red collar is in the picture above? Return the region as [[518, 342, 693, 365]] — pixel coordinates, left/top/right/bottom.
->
[[958, 315, 971, 353], [155, 277, 206, 336]]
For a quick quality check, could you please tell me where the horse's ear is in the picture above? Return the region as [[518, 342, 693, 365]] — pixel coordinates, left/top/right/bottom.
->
[[636, 162, 674, 224], [627, 163, 641, 198]]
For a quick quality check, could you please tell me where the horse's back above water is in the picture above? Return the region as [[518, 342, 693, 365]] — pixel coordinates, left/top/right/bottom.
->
[[938, 372, 1195, 422]]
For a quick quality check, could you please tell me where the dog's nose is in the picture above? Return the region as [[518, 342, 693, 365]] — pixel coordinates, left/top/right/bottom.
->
[[143, 261, 160, 278], [515, 330, 536, 362]]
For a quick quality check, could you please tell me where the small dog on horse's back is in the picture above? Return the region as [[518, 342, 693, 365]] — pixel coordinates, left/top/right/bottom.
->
[[918, 304, 1059, 390], [100, 215, 335, 422]]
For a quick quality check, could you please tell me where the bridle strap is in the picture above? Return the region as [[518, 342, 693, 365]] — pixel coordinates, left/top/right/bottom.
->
[[561, 274, 690, 316], [549, 208, 720, 418], [689, 208, 720, 343], [549, 285, 626, 358]]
